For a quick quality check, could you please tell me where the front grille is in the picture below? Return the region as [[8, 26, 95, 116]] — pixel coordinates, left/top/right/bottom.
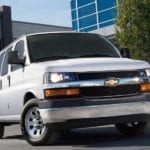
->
[[77, 71, 140, 98], [80, 85, 140, 98]]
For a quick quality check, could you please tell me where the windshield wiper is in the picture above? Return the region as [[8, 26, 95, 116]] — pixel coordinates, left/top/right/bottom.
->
[[35, 56, 72, 62], [79, 54, 113, 58]]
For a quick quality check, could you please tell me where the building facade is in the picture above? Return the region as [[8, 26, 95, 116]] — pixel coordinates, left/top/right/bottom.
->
[[71, 0, 117, 38], [12, 21, 71, 39]]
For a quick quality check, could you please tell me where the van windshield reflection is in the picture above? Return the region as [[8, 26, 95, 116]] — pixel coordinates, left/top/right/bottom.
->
[[27, 33, 120, 62]]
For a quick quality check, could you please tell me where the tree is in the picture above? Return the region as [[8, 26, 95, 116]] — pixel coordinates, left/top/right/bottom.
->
[[116, 0, 150, 60]]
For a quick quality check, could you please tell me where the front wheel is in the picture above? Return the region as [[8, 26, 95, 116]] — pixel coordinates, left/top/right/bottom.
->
[[21, 99, 59, 146], [115, 121, 148, 135]]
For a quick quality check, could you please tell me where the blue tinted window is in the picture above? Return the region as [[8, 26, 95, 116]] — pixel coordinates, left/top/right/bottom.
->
[[79, 14, 97, 28], [78, 4, 96, 18], [97, 0, 116, 11], [71, 0, 76, 10], [71, 10, 77, 20], [72, 20, 78, 30], [80, 25, 97, 32], [99, 20, 115, 28], [77, 0, 95, 7], [98, 8, 117, 23]]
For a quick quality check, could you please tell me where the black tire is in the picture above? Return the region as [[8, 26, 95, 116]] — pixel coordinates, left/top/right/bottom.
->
[[0, 124, 4, 139], [21, 98, 59, 146], [115, 121, 148, 135]]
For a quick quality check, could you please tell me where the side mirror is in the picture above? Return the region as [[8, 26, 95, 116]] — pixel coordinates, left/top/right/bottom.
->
[[8, 51, 25, 65], [120, 48, 131, 58]]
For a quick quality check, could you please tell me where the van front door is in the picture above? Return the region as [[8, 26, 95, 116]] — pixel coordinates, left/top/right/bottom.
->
[[8, 40, 25, 117]]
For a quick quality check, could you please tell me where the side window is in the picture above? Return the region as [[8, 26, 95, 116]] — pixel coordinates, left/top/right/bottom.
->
[[0, 52, 5, 75], [11, 40, 25, 72], [1, 47, 12, 76]]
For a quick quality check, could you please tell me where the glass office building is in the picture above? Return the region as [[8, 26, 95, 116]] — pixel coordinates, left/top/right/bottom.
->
[[71, 0, 117, 38]]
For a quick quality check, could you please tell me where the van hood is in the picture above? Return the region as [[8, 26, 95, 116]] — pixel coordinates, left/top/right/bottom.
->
[[36, 58, 150, 72]]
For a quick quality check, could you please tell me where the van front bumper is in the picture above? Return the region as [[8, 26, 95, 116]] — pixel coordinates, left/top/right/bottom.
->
[[39, 93, 150, 126]]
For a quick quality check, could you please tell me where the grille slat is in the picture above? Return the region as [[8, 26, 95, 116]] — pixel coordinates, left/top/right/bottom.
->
[[77, 71, 139, 80], [81, 85, 140, 98]]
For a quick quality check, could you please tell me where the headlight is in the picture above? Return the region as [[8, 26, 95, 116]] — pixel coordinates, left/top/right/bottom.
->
[[43, 72, 76, 83], [139, 69, 150, 78], [146, 68, 150, 77]]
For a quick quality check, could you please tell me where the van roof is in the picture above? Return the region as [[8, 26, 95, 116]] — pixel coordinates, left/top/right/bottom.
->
[[25, 31, 100, 38]]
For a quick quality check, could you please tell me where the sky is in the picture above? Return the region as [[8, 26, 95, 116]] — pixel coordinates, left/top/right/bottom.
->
[[0, 0, 72, 27]]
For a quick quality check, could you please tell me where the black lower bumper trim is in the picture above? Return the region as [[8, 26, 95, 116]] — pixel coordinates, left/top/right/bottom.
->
[[46, 114, 150, 130]]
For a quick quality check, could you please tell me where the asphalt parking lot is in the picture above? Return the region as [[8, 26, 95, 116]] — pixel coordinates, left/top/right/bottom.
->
[[1, 124, 150, 150]]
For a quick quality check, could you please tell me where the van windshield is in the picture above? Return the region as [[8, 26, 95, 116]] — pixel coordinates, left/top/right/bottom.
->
[[27, 33, 120, 62]]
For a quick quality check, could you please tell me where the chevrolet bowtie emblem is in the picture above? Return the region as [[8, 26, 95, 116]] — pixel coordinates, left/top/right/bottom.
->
[[104, 78, 119, 87]]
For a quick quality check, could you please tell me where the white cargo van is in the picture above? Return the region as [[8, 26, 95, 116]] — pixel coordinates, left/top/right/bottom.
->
[[0, 32, 150, 145]]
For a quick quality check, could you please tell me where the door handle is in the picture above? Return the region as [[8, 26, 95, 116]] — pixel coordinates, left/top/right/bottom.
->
[[7, 75, 11, 87]]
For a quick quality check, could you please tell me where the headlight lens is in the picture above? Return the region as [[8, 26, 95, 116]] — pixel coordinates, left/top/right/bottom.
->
[[44, 72, 76, 83], [146, 68, 150, 77]]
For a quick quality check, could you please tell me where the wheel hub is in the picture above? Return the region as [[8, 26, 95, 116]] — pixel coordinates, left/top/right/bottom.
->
[[32, 116, 43, 128]]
